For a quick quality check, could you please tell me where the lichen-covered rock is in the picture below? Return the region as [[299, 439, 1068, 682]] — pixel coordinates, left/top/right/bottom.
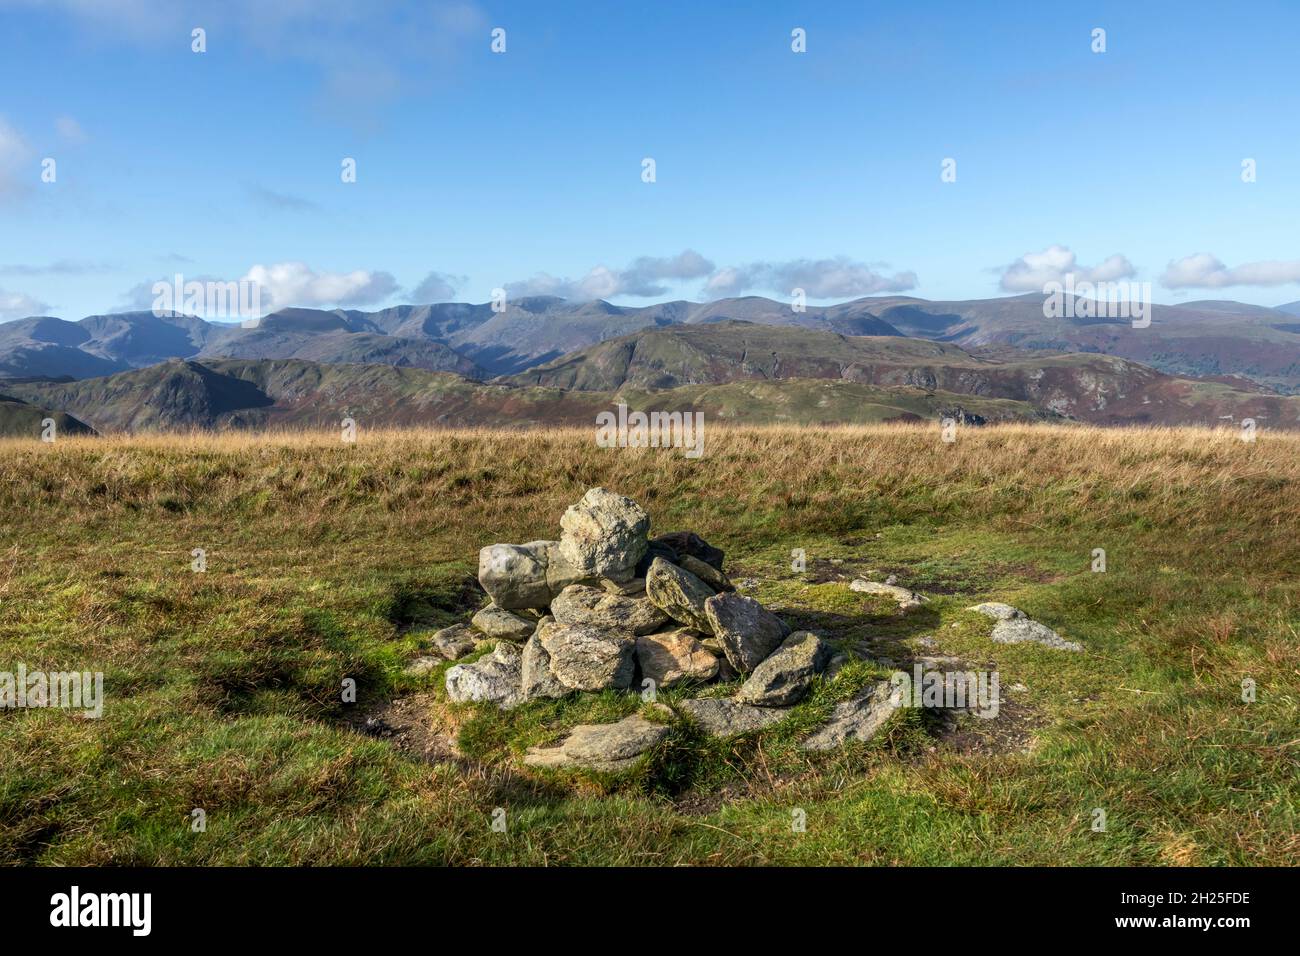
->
[[678, 697, 789, 737], [444, 643, 523, 708], [801, 680, 902, 750], [601, 577, 646, 597], [968, 602, 1023, 621], [650, 531, 725, 570], [426, 623, 476, 660], [558, 487, 650, 584], [680, 554, 734, 593], [542, 540, 594, 596], [968, 603, 1082, 652], [477, 541, 552, 610], [538, 622, 636, 691], [523, 714, 669, 772], [550, 584, 668, 635], [645, 556, 716, 632], [704, 592, 789, 673], [404, 655, 441, 676], [471, 603, 536, 641], [850, 579, 927, 610], [521, 627, 569, 701], [735, 631, 830, 706], [636, 629, 719, 688]]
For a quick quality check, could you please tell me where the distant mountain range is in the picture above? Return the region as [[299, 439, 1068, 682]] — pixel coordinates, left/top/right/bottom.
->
[[6, 292, 1300, 388], [3, 292, 1300, 435]]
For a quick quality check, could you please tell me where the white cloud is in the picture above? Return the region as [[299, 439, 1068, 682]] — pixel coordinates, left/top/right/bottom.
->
[[240, 261, 398, 309], [411, 270, 464, 302], [117, 261, 399, 315], [0, 288, 51, 320], [506, 250, 715, 300], [998, 245, 1136, 292], [704, 257, 917, 299], [1160, 253, 1300, 289]]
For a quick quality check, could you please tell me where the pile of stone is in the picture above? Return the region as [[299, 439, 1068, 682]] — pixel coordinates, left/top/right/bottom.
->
[[427, 487, 835, 721]]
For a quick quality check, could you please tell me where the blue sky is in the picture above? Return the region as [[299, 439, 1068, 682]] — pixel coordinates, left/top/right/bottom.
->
[[2, 0, 1299, 320]]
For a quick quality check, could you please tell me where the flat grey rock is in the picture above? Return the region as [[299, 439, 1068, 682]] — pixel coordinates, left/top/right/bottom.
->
[[679, 554, 734, 593], [704, 591, 789, 673], [801, 680, 903, 751], [851, 579, 927, 609], [550, 583, 668, 635], [968, 603, 1082, 651], [735, 630, 831, 706], [427, 623, 476, 660], [645, 556, 716, 633], [968, 602, 1025, 621], [444, 643, 523, 708], [520, 630, 569, 701], [524, 714, 669, 772], [538, 621, 636, 691], [471, 603, 536, 641], [678, 697, 789, 737], [477, 541, 553, 610], [404, 655, 441, 676]]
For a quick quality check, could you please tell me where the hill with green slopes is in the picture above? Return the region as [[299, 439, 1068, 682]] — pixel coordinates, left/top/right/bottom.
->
[[4, 357, 1059, 434], [8, 292, 1300, 390], [502, 320, 1300, 428], [856, 293, 1300, 394], [0, 393, 95, 438]]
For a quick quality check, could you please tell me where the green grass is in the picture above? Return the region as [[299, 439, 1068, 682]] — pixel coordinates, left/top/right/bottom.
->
[[0, 425, 1296, 865]]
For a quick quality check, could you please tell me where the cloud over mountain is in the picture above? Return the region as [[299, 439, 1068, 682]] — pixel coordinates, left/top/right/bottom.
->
[[240, 262, 398, 309], [411, 271, 466, 303], [506, 250, 715, 299], [1160, 253, 1300, 289], [998, 245, 1136, 292], [704, 257, 917, 298], [115, 262, 399, 316], [0, 288, 50, 320]]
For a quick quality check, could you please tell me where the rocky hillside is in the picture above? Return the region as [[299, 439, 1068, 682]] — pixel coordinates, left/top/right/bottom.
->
[[3, 358, 1060, 434], [503, 321, 1300, 428]]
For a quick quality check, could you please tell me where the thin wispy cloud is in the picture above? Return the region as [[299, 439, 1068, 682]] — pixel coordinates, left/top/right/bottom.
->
[[9, 0, 488, 129], [704, 257, 918, 299], [0, 259, 113, 276], [1160, 253, 1300, 289], [245, 184, 322, 213], [0, 288, 51, 320], [506, 250, 715, 300], [0, 115, 32, 200], [55, 115, 87, 144]]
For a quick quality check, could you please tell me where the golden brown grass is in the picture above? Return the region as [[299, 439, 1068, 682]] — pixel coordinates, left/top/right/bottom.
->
[[1, 423, 1296, 865]]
